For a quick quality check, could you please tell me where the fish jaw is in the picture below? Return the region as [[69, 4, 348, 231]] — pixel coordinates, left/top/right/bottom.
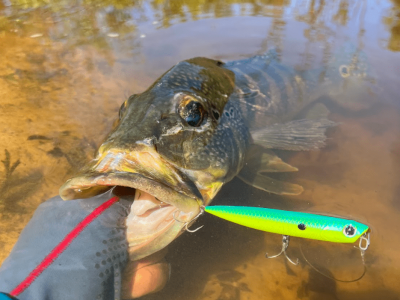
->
[[125, 193, 186, 261], [59, 149, 202, 260]]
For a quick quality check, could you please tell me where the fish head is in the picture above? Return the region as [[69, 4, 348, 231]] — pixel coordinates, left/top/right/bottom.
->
[[59, 57, 249, 260]]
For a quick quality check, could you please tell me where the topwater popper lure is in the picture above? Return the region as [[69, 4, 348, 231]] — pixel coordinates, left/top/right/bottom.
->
[[203, 206, 370, 266]]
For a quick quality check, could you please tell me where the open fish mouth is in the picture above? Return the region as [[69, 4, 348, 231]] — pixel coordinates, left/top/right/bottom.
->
[[59, 149, 203, 261]]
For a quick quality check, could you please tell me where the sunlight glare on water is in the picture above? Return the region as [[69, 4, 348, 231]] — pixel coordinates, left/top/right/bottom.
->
[[0, 0, 399, 299]]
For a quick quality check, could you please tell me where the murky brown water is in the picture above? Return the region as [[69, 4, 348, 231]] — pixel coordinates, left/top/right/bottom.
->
[[1, 0, 400, 299]]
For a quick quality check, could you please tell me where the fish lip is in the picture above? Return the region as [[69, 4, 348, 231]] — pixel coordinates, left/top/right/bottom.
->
[[59, 171, 202, 214], [59, 150, 204, 260], [60, 171, 202, 261]]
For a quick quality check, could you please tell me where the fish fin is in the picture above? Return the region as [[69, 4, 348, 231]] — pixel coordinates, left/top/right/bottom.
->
[[244, 145, 298, 173], [259, 153, 299, 173], [238, 171, 303, 195], [251, 118, 336, 151], [310, 43, 377, 109], [258, 151, 298, 173], [238, 146, 301, 195], [324, 43, 373, 84], [263, 48, 280, 61], [303, 103, 330, 120], [224, 48, 279, 69]]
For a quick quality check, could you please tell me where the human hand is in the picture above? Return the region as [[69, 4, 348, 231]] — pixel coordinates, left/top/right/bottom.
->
[[0, 191, 169, 300], [122, 248, 169, 299]]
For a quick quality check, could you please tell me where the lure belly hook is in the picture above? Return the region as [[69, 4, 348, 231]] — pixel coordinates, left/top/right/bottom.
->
[[265, 235, 299, 265]]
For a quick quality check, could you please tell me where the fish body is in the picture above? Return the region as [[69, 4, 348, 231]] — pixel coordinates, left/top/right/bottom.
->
[[59, 49, 369, 260], [205, 206, 369, 243], [225, 52, 309, 128]]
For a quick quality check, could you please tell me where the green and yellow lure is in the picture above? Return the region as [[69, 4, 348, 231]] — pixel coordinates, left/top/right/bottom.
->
[[205, 206, 369, 244]]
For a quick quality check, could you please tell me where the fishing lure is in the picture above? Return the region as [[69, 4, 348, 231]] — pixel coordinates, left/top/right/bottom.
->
[[204, 206, 369, 244], [202, 205, 370, 268], [178, 205, 370, 270]]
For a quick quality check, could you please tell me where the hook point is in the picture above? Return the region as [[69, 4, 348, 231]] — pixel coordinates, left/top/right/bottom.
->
[[265, 235, 299, 266], [173, 206, 205, 233]]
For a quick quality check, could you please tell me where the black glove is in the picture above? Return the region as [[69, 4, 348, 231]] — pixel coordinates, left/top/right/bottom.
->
[[0, 191, 130, 300]]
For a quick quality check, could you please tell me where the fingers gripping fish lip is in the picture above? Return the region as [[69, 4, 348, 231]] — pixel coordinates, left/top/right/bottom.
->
[[59, 150, 203, 261]]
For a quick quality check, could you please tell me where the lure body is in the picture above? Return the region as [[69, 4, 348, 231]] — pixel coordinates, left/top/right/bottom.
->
[[205, 206, 369, 243]]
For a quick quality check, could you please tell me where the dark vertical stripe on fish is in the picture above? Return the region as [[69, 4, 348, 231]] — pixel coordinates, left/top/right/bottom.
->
[[250, 63, 290, 117], [272, 63, 301, 115]]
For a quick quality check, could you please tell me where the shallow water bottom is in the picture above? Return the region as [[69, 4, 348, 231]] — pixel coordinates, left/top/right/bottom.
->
[[1, 67, 399, 299]]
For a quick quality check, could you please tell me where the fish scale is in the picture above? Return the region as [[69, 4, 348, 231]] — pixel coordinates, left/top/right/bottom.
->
[[205, 206, 369, 243]]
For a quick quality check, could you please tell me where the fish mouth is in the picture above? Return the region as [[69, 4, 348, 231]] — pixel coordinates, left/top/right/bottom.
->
[[59, 149, 203, 261]]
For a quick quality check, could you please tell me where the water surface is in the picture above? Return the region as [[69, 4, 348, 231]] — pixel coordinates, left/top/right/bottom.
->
[[0, 0, 399, 299]]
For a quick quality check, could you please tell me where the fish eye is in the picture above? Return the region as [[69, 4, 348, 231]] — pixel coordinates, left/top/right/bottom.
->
[[119, 100, 128, 120], [343, 224, 356, 237], [178, 96, 206, 127]]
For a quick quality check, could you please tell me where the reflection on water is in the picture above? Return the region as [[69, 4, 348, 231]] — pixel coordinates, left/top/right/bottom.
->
[[384, 0, 400, 51], [0, 0, 399, 299]]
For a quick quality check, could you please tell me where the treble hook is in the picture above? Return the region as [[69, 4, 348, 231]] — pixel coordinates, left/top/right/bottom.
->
[[173, 206, 205, 233], [265, 235, 299, 265]]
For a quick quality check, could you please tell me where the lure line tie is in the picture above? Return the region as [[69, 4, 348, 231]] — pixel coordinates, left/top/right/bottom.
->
[[299, 232, 370, 282], [355, 231, 370, 265]]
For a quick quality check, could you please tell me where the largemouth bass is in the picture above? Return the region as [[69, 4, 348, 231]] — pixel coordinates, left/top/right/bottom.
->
[[59, 49, 370, 260]]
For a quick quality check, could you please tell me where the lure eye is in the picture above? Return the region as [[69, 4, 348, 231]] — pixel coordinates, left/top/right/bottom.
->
[[178, 96, 206, 127], [343, 224, 356, 237], [298, 223, 306, 230]]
